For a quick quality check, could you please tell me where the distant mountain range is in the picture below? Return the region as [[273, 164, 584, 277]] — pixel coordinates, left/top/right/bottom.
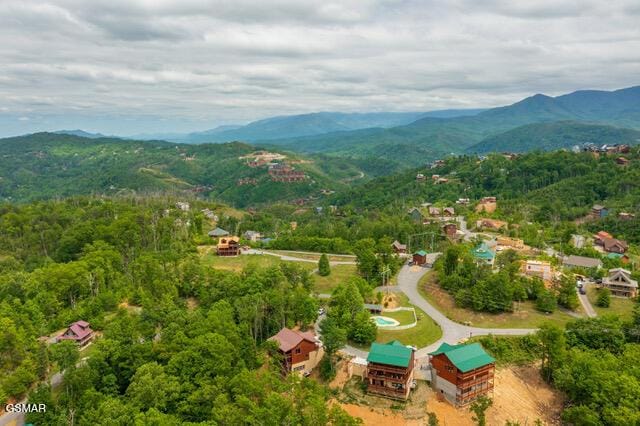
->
[[54, 129, 111, 139], [45, 85, 640, 171], [131, 109, 486, 143], [260, 85, 640, 167]]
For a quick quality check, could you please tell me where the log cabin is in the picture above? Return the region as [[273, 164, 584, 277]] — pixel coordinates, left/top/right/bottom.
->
[[216, 236, 240, 256], [429, 342, 495, 406], [269, 328, 323, 376], [366, 341, 415, 400]]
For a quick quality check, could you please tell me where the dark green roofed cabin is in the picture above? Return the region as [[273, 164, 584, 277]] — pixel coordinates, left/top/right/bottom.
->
[[428, 342, 495, 406], [366, 341, 415, 400]]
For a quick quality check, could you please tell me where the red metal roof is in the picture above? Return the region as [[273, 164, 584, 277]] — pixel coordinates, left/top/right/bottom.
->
[[269, 328, 316, 352]]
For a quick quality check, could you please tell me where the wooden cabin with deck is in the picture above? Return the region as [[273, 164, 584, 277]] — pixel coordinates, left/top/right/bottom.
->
[[429, 342, 495, 407], [268, 328, 323, 376], [366, 341, 415, 400], [216, 236, 240, 256]]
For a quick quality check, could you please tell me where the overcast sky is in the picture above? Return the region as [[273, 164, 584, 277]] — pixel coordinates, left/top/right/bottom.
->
[[1, 0, 639, 137]]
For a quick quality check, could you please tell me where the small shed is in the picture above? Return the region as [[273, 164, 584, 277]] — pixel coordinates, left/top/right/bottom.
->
[[413, 250, 428, 266]]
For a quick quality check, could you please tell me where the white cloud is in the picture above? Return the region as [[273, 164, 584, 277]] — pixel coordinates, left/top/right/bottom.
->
[[0, 0, 638, 136]]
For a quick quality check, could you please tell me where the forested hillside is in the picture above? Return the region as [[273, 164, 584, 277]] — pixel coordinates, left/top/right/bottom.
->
[[469, 121, 640, 153], [0, 197, 358, 425], [333, 148, 640, 227], [0, 133, 363, 207]]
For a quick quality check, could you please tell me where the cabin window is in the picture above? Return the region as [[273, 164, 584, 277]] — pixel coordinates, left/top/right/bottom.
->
[[295, 348, 301, 354], [446, 365, 454, 373]]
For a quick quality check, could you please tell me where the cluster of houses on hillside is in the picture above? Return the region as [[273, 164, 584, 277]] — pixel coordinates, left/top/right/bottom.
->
[[269, 327, 496, 406], [237, 150, 308, 183], [579, 143, 631, 154]]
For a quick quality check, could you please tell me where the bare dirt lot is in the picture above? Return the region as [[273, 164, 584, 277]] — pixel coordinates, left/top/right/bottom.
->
[[336, 365, 563, 425]]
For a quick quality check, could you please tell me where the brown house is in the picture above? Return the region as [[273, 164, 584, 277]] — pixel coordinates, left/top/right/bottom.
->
[[391, 240, 407, 254], [57, 321, 94, 347], [269, 328, 323, 375], [594, 230, 613, 244], [216, 236, 240, 256], [429, 343, 495, 407], [616, 157, 630, 166], [590, 205, 609, 219], [601, 268, 638, 298], [443, 223, 458, 238], [366, 341, 415, 400], [602, 238, 628, 254]]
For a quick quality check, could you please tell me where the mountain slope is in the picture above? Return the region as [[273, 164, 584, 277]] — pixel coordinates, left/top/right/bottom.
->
[[178, 109, 485, 143], [0, 133, 361, 207], [264, 85, 640, 166], [469, 121, 640, 153]]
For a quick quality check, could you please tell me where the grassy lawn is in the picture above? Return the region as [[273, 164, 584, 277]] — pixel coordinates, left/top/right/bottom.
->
[[202, 253, 285, 271], [313, 264, 358, 293], [200, 251, 355, 294], [377, 309, 415, 325], [269, 249, 356, 262], [375, 306, 442, 348], [586, 285, 636, 320], [419, 271, 579, 328]]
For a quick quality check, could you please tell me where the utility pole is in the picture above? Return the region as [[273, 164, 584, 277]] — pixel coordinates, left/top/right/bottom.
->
[[380, 265, 391, 295]]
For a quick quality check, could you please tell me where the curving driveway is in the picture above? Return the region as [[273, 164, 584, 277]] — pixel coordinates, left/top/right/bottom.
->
[[340, 264, 536, 360]]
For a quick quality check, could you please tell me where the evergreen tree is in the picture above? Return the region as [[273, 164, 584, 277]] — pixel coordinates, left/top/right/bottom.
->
[[596, 288, 611, 307], [318, 253, 331, 276]]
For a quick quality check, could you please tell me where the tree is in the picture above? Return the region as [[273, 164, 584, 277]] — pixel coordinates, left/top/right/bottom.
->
[[560, 405, 601, 426], [566, 316, 625, 352], [319, 316, 347, 379], [537, 324, 566, 382], [353, 239, 378, 282], [535, 289, 557, 313], [50, 340, 79, 372], [318, 253, 331, 276], [348, 311, 377, 345], [443, 245, 459, 275], [556, 275, 579, 310], [596, 288, 611, 307], [470, 396, 492, 426], [126, 362, 180, 412], [319, 317, 347, 358]]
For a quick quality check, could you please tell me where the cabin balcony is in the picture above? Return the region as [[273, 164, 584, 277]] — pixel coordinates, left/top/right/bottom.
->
[[367, 383, 410, 400]]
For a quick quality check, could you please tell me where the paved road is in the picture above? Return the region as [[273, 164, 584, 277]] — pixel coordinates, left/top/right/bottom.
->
[[339, 264, 536, 360], [243, 249, 356, 265], [397, 265, 536, 358], [578, 283, 597, 318]]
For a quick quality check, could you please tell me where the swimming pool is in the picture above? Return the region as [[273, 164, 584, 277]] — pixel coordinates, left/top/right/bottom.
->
[[372, 315, 400, 327]]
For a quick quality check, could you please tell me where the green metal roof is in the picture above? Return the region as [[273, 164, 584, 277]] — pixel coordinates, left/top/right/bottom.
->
[[607, 253, 624, 259], [367, 341, 412, 368], [414, 250, 428, 256], [429, 342, 495, 373]]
